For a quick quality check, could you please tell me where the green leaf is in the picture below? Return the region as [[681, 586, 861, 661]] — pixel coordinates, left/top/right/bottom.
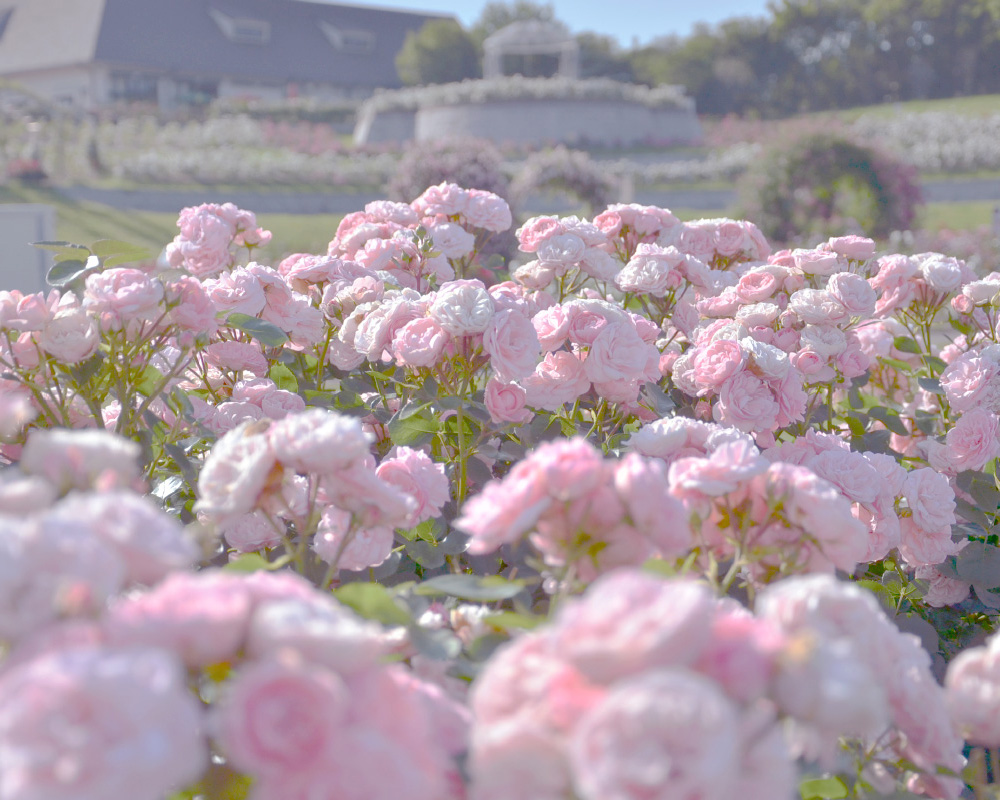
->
[[69, 352, 105, 385], [799, 776, 849, 800], [917, 377, 944, 394], [485, 611, 544, 631], [845, 411, 867, 437], [893, 336, 922, 355], [922, 355, 947, 374], [46, 258, 92, 287], [89, 238, 151, 259], [223, 553, 271, 573], [334, 582, 411, 626], [856, 579, 895, 612], [878, 355, 913, 373], [867, 406, 909, 436], [644, 381, 675, 416], [407, 624, 461, 660], [134, 364, 164, 397], [954, 541, 1000, 589], [387, 407, 440, 447], [226, 313, 288, 347], [413, 574, 527, 602], [269, 363, 298, 393], [33, 241, 91, 260], [955, 497, 995, 531]]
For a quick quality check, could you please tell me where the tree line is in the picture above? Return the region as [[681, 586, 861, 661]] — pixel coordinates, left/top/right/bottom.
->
[[396, 0, 1000, 116]]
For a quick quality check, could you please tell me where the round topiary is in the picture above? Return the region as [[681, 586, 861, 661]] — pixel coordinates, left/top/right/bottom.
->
[[737, 132, 922, 245], [509, 146, 617, 217], [388, 137, 511, 205]]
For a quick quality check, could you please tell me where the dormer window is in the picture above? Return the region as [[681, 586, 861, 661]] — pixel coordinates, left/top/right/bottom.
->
[[209, 8, 270, 45], [320, 21, 374, 55]]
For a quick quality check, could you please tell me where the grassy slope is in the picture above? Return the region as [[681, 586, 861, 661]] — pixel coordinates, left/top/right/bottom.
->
[[0, 184, 346, 259], [2, 92, 997, 255]]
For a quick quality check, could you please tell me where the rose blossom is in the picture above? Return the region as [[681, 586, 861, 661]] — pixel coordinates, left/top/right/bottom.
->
[[37, 309, 99, 364], [0, 645, 206, 800], [570, 669, 740, 800], [391, 317, 450, 368], [583, 321, 658, 385], [429, 280, 494, 336], [214, 652, 349, 780], [376, 446, 449, 525], [692, 340, 745, 393]]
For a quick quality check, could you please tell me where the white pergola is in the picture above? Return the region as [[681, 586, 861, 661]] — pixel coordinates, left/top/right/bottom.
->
[[482, 20, 579, 80]]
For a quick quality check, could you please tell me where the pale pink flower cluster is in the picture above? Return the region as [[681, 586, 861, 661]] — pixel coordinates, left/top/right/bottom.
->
[[945, 630, 1000, 746], [0, 431, 197, 644], [456, 438, 691, 581], [760, 575, 965, 799], [661, 216, 770, 268], [412, 182, 513, 232], [670, 321, 807, 434], [197, 409, 425, 572], [166, 202, 271, 277], [668, 437, 869, 577], [0, 569, 465, 800], [514, 213, 621, 287], [871, 251, 975, 315], [593, 202, 680, 260], [470, 570, 804, 800]]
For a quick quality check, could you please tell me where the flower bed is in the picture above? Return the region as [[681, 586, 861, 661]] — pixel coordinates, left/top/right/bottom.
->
[[2, 185, 1000, 798]]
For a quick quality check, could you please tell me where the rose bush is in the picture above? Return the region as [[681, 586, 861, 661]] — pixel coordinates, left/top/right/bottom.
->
[[2, 180, 1000, 798]]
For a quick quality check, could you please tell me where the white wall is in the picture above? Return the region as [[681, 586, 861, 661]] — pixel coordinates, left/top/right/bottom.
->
[[0, 204, 55, 294]]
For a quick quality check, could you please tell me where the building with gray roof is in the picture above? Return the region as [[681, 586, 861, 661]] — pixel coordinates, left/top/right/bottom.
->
[[0, 0, 451, 109]]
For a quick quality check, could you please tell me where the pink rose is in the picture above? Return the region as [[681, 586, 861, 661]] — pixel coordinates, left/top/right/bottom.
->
[[166, 276, 219, 336], [84, 268, 164, 331], [946, 637, 1000, 745], [104, 571, 252, 668], [583, 321, 658, 385], [392, 317, 450, 368], [517, 216, 564, 252], [484, 309, 541, 382], [736, 270, 779, 303], [692, 340, 746, 394], [268, 408, 373, 474], [214, 653, 349, 780], [826, 235, 876, 261], [713, 372, 779, 433], [376, 446, 449, 525], [827, 271, 877, 317], [484, 378, 533, 424], [571, 670, 740, 800], [945, 407, 1000, 472], [37, 309, 99, 364], [0, 646, 206, 800], [220, 511, 285, 553], [522, 351, 591, 411], [464, 189, 512, 231], [413, 182, 468, 217]]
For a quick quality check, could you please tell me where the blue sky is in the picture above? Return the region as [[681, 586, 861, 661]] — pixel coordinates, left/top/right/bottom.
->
[[341, 1, 775, 48]]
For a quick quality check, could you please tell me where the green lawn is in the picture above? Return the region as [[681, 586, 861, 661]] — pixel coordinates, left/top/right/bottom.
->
[[1, 180, 995, 276], [0, 183, 345, 260], [918, 201, 997, 231]]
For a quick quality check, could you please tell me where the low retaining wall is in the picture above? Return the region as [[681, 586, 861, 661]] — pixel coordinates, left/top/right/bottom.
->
[[355, 98, 702, 148]]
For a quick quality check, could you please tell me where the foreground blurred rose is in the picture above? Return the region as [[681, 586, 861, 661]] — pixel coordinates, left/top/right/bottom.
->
[[0, 645, 206, 800]]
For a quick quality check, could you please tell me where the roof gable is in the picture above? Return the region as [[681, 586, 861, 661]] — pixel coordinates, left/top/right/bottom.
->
[[0, 0, 452, 90], [0, 0, 106, 74], [91, 0, 451, 88]]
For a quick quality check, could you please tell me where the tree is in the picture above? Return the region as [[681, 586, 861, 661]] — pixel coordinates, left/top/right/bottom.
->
[[576, 32, 635, 82], [395, 20, 480, 87], [471, 1, 555, 44]]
